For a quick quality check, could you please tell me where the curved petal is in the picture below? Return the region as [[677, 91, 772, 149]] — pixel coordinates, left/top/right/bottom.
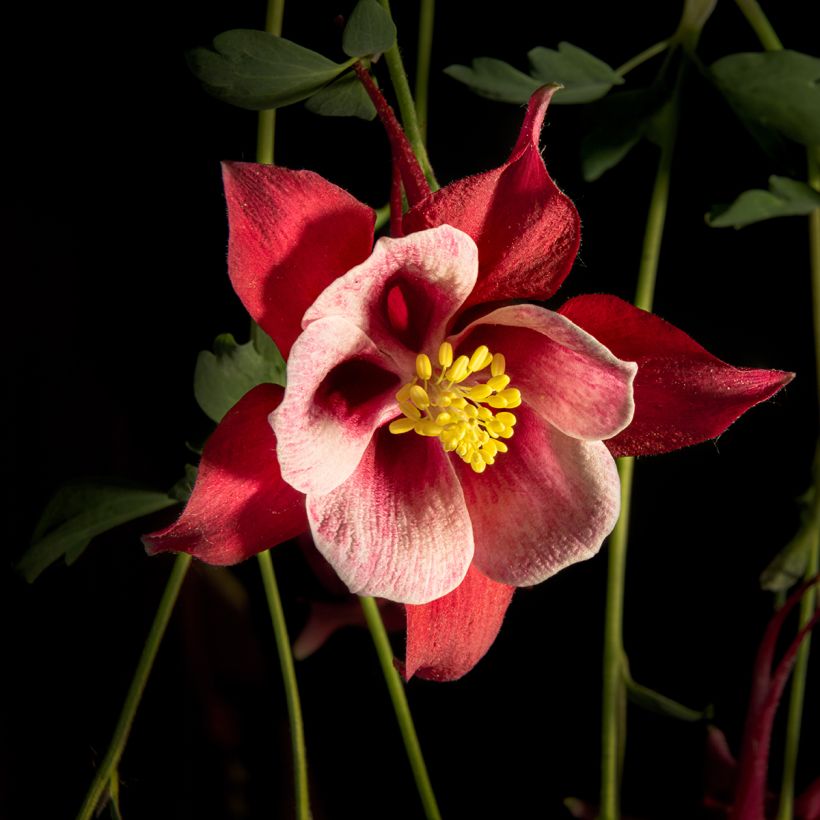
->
[[403, 86, 580, 310], [272, 317, 401, 496], [403, 565, 514, 681], [223, 162, 375, 359], [559, 295, 794, 457], [456, 408, 620, 586], [303, 225, 478, 363], [450, 304, 636, 441], [306, 427, 474, 605], [143, 384, 306, 564]]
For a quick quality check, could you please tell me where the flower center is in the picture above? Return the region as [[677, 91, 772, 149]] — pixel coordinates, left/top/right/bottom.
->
[[388, 342, 521, 473]]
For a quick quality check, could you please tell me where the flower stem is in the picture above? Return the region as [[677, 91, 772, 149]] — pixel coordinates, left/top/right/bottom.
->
[[615, 39, 670, 77], [377, 0, 438, 189], [732, 6, 819, 816], [414, 0, 435, 143], [599, 68, 680, 820], [256, 0, 285, 165], [257, 550, 310, 820], [76, 554, 191, 820], [359, 596, 442, 820]]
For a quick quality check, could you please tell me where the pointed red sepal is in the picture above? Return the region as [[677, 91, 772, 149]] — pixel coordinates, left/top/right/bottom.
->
[[143, 384, 307, 564], [222, 162, 375, 359], [559, 294, 794, 456], [403, 565, 514, 681], [404, 85, 580, 310]]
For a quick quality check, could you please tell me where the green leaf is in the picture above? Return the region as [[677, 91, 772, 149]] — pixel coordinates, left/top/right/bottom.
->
[[444, 58, 541, 104], [761, 484, 819, 592], [19, 483, 179, 582], [194, 330, 286, 423], [707, 176, 820, 228], [711, 50, 820, 148], [626, 676, 712, 722], [527, 42, 623, 104], [305, 71, 376, 120], [342, 0, 397, 58], [187, 29, 349, 111], [581, 88, 665, 181]]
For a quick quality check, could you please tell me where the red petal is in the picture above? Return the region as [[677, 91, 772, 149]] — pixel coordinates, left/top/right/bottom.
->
[[795, 778, 820, 820], [143, 384, 306, 564], [222, 162, 375, 359], [403, 565, 514, 681], [559, 295, 793, 457], [404, 86, 580, 309]]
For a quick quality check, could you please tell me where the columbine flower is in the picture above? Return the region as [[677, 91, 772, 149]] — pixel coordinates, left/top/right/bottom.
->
[[145, 87, 791, 681]]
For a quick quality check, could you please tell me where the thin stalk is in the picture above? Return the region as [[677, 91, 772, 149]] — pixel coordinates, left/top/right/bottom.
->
[[258, 551, 310, 820], [359, 596, 442, 820], [616, 39, 670, 77], [599, 75, 680, 820], [256, 0, 285, 165], [414, 0, 435, 142], [732, 6, 819, 816], [376, 0, 438, 189], [76, 554, 191, 820]]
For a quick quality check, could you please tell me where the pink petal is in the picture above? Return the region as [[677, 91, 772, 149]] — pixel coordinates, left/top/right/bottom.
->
[[303, 225, 478, 364], [143, 384, 306, 564], [272, 317, 401, 496], [306, 427, 474, 605], [456, 408, 621, 586], [403, 86, 580, 309], [222, 162, 375, 359], [403, 565, 514, 681], [559, 295, 794, 457], [795, 778, 820, 820], [450, 304, 636, 441]]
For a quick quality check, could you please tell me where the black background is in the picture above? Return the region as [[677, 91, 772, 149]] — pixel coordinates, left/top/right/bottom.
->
[[5, 1, 819, 818]]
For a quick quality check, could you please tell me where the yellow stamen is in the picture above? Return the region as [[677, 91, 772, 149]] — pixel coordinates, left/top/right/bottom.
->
[[387, 341, 523, 473]]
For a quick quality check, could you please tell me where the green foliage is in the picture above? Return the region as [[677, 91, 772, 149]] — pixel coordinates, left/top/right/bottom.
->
[[711, 50, 820, 148], [625, 676, 712, 722], [527, 42, 624, 104], [707, 176, 820, 228], [188, 29, 349, 111], [445, 42, 621, 105], [19, 483, 180, 582], [306, 72, 377, 120], [194, 327, 286, 424], [342, 0, 397, 58], [169, 464, 199, 503]]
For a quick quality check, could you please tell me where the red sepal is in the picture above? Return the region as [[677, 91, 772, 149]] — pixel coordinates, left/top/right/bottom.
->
[[143, 384, 307, 564]]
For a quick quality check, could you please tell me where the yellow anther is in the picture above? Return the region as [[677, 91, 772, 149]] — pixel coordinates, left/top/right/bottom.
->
[[415, 419, 443, 436], [399, 401, 422, 420], [416, 353, 432, 381], [505, 396, 522, 409], [487, 395, 508, 409], [435, 412, 452, 425], [498, 427, 515, 439], [438, 341, 454, 368], [490, 353, 506, 377], [487, 374, 511, 392], [480, 449, 495, 465], [496, 412, 517, 427], [396, 384, 412, 402], [468, 384, 493, 401], [470, 454, 487, 473], [409, 385, 430, 408], [477, 406, 493, 421], [499, 388, 521, 404], [464, 405, 479, 419], [389, 418, 417, 434], [469, 346, 490, 372], [483, 440, 499, 457], [450, 397, 468, 409], [445, 355, 470, 383], [495, 441, 508, 453]]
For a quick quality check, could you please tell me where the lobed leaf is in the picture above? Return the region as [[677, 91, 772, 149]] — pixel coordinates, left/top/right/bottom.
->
[[527, 42, 623, 104], [707, 176, 820, 228], [444, 58, 541, 104], [342, 0, 397, 58], [187, 29, 348, 111], [305, 72, 376, 120], [194, 329, 286, 423]]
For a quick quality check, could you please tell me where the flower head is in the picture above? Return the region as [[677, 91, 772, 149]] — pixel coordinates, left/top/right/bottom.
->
[[145, 87, 792, 680]]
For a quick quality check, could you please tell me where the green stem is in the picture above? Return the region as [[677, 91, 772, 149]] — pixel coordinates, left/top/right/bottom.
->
[[732, 6, 818, 817], [733, 0, 784, 51], [414, 0, 435, 142], [615, 39, 670, 77], [257, 551, 310, 820], [377, 0, 438, 189], [359, 596, 441, 820], [256, 0, 285, 165], [599, 71, 680, 820], [76, 554, 191, 820]]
